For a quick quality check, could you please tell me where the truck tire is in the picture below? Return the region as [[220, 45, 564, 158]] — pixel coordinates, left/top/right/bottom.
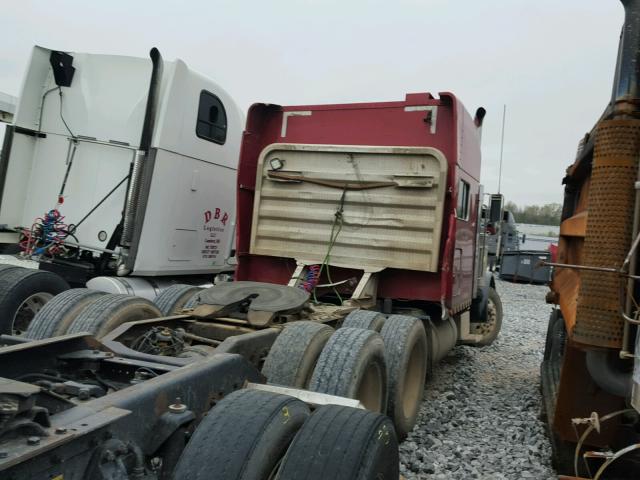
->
[[0, 268, 70, 335], [276, 404, 399, 480], [379, 315, 428, 439], [262, 321, 334, 388], [309, 327, 387, 413], [183, 289, 205, 309], [67, 294, 161, 338], [0, 264, 23, 275], [472, 287, 503, 346], [153, 284, 203, 316], [173, 389, 309, 480], [342, 309, 385, 331], [25, 289, 106, 339]]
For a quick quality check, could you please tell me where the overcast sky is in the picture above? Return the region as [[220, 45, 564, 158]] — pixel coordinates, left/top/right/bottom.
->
[[0, 0, 624, 206]]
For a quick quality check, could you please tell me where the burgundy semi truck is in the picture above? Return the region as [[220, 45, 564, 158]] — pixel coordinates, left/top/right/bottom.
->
[[236, 93, 500, 342]]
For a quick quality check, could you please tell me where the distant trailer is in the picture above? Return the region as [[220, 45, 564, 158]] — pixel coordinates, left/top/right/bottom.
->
[[499, 250, 551, 284]]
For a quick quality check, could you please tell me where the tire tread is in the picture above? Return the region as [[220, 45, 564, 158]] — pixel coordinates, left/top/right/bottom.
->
[[25, 288, 104, 339], [276, 404, 399, 480], [67, 294, 160, 337], [379, 314, 427, 437], [262, 321, 333, 387], [154, 284, 202, 316], [309, 328, 373, 396], [173, 389, 309, 480], [342, 309, 385, 331]]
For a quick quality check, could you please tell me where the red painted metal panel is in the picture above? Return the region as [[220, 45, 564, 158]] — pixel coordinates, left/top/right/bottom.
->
[[235, 93, 482, 308]]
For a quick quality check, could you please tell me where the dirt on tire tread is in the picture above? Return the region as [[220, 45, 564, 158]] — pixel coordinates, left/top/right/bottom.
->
[[309, 327, 382, 396], [262, 321, 333, 387], [67, 294, 160, 336], [154, 284, 202, 316], [380, 314, 426, 437], [277, 404, 398, 480], [342, 310, 385, 331], [173, 389, 309, 480]]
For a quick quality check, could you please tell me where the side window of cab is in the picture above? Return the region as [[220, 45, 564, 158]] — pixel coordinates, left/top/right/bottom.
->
[[196, 90, 227, 144], [456, 179, 470, 220]]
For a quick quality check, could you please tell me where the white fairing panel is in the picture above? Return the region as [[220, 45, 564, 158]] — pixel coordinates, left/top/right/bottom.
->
[[132, 148, 237, 275], [132, 61, 241, 275]]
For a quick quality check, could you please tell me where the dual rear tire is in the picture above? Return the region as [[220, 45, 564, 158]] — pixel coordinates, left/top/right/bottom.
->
[[25, 289, 106, 339], [173, 389, 398, 480], [66, 294, 160, 337], [262, 312, 428, 438], [25, 290, 161, 339]]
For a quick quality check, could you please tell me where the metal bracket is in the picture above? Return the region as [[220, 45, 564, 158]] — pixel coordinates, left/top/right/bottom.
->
[[144, 408, 195, 455], [343, 271, 378, 309], [289, 262, 379, 309], [288, 263, 306, 289]]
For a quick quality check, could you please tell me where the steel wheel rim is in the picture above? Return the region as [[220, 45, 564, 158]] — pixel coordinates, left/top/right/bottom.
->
[[12, 292, 54, 335], [357, 361, 384, 412]]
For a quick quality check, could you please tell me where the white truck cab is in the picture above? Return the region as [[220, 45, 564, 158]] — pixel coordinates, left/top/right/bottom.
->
[[0, 46, 241, 288]]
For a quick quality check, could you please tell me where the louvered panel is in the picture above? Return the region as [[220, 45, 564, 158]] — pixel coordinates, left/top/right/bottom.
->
[[250, 144, 448, 272]]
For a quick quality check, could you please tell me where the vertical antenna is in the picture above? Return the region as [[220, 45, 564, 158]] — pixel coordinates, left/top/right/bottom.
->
[[498, 104, 506, 194]]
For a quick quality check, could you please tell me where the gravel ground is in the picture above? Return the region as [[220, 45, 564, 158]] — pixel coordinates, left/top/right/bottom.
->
[[399, 279, 557, 480]]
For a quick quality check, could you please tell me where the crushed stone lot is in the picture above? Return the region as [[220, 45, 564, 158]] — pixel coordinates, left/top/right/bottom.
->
[[400, 279, 557, 480]]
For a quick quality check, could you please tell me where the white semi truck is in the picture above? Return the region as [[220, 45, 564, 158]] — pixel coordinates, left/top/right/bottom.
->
[[0, 46, 241, 333]]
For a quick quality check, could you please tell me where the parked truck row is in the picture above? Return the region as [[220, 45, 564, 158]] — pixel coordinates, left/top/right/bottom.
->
[[0, 45, 503, 478]]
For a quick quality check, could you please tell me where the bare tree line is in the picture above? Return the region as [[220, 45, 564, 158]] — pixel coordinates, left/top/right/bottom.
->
[[504, 201, 561, 226]]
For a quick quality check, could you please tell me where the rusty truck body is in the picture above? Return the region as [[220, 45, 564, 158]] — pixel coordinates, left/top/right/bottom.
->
[[542, 1, 640, 477]]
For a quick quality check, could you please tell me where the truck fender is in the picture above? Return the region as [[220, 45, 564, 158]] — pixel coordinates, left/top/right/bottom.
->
[[470, 271, 495, 322]]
